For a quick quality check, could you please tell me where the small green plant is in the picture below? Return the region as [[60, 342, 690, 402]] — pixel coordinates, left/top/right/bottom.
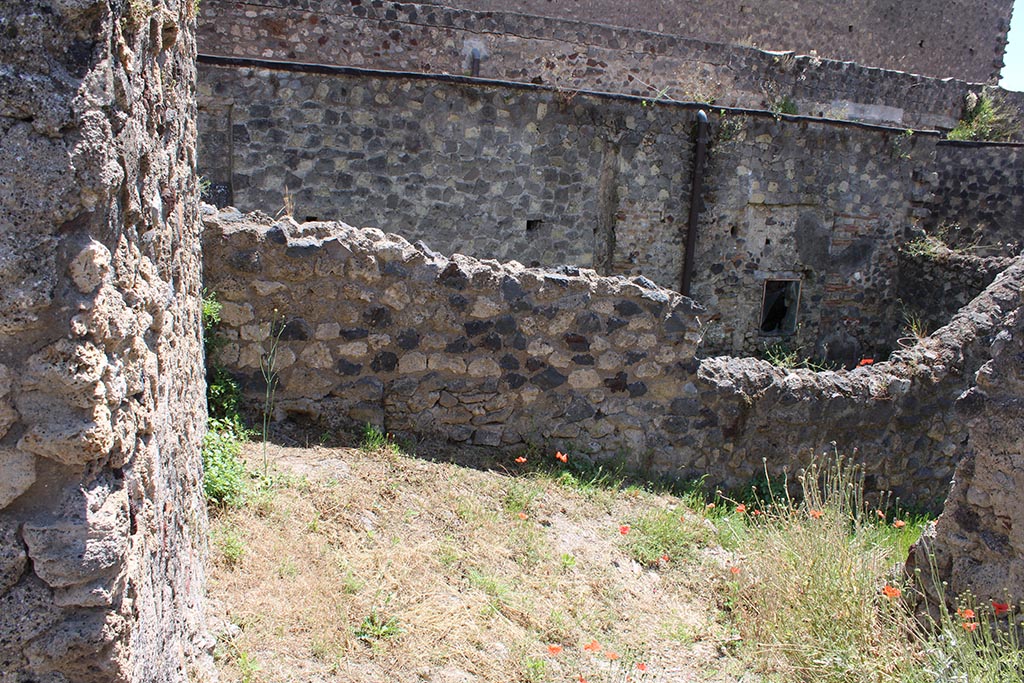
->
[[522, 656, 547, 683], [948, 91, 1020, 142], [354, 608, 403, 642], [892, 129, 914, 160], [213, 524, 245, 566], [202, 419, 247, 506], [236, 649, 259, 683], [761, 341, 834, 371], [623, 508, 709, 567], [259, 311, 286, 475], [769, 95, 799, 116]]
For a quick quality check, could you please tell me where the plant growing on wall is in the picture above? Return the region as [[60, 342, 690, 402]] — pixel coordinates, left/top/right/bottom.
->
[[947, 91, 1020, 142]]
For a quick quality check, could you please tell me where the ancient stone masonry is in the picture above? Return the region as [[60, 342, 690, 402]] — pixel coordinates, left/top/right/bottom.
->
[[203, 208, 1024, 510], [435, 0, 1013, 83], [0, 1, 209, 681], [200, 59, 968, 362], [925, 142, 1024, 251], [196, 0, 1024, 130], [909, 281, 1024, 608]]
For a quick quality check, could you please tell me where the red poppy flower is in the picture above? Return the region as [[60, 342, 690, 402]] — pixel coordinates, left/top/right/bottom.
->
[[660, 554, 670, 563], [547, 644, 563, 655], [619, 525, 630, 535], [514, 456, 527, 463], [555, 451, 568, 463], [882, 584, 901, 600], [729, 566, 741, 575], [736, 504, 747, 514], [962, 621, 979, 632], [993, 600, 1010, 616], [636, 663, 648, 672], [583, 640, 601, 652], [957, 607, 976, 619], [808, 509, 823, 519], [858, 358, 874, 366], [578, 676, 588, 683]]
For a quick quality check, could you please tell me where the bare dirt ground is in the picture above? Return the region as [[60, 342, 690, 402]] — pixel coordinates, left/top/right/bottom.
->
[[206, 439, 759, 683]]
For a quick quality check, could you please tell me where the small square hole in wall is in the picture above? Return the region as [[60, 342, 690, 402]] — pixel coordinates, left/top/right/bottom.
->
[[759, 279, 801, 334], [526, 218, 544, 232]]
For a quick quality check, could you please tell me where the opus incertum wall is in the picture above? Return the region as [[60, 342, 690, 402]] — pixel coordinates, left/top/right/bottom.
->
[[202, 208, 1024, 511], [196, 0, 1024, 131], [199, 58, 955, 362], [0, 1, 210, 680]]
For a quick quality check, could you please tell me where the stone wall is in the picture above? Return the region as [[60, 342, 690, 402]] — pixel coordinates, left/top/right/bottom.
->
[[908, 272, 1024, 608], [202, 208, 1024, 510], [198, 59, 953, 361], [431, 0, 1013, 83], [0, 1, 209, 681], [924, 142, 1024, 251], [196, 0, 1024, 130]]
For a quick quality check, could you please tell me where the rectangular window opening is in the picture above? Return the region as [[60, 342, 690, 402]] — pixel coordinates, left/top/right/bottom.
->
[[759, 279, 801, 335], [526, 218, 544, 232]]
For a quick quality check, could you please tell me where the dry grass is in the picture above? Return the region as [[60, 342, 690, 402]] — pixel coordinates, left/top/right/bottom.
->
[[207, 441, 749, 683]]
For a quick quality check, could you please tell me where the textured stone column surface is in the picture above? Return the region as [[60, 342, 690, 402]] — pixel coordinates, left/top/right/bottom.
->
[[0, 1, 210, 680]]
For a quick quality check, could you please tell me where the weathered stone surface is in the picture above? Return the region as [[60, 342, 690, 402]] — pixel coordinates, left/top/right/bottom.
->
[[0, 0, 210, 679], [205, 208, 1024, 508], [909, 298, 1024, 607]]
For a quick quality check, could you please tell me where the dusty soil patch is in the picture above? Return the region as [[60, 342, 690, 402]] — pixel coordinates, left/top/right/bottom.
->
[[206, 441, 754, 682]]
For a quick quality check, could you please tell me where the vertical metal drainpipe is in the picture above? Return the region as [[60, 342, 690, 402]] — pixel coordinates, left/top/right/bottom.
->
[[681, 109, 709, 297]]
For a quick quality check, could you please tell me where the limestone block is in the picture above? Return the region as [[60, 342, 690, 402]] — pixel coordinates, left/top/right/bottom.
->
[[17, 402, 114, 466], [399, 352, 428, 373], [219, 301, 254, 326], [23, 483, 129, 591], [0, 449, 36, 509], [68, 240, 112, 294], [0, 522, 27, 594], [568, 369, 601, 390]]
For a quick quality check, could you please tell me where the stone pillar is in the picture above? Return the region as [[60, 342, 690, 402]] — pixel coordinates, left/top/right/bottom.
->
[[0, 1, 209, 680]]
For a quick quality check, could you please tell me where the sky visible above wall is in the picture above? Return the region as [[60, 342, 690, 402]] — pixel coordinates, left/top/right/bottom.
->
[[1002, 2, 1024, 90]]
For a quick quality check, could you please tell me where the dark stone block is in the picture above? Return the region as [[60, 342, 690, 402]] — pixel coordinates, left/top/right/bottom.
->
[[670, 397, 700, 416], [563, 333, 590, 352], [340, 327, 369, 340], [614, 300, 643, 317], [625, 351, 647, 364], [532, 367, 567, 389], [371, 351, 398, 372], [266, 227, 287, 244], [499, 354, 520, 370], [494, 314, 517, 335], [397, 329, 421, 350], [511, 333, 528, 350], [606, 317, 628, 333], [627, 381, 648, 397], [439, 262, 468, 289], [572, 354, 595, 365], [285, 243, 320, 258], [338, 359, 363, 376], [362, 305, 393, 328], [525, 357, 546, 372], [229, 249, 262, 273], [564, 396, 596, 422], [449, 293, 469, 310], [663, 416, 688, 433], [603, 371, 628, 392], [504, 373, 527, 389], [481, 332, 502, 351], [574, 311, 602, 333], [383, 261, 409, 277], [465, 320, 494, 337], [501, 276, 526, 302], [446, 337, 474, 353], [276, 318, 312, 341]]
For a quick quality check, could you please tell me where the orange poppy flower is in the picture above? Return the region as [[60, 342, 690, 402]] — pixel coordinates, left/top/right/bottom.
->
[[518, 512, 528, 520], [729, 566, 741, 575], [578, 676, 588, 683], [858, 358, 874, 366], [993, 600, 1010, 616], [555, 451, 568, 463], [876, 509, 886, 519], [583, 640, 601, 652], [957, 607, 976, 619], [882, 584, 901, 600], [962, 621, 979, 632], [636, 663, 648, 672], [514, 456, 527, 464], [606, 651, 620, 661], [751, 509, 762, 516], [808, 509, 823, 519], [736, 504, 747, 514], [660, 554, 670, 563], [547, 644, 563, 655], [892, 519, 906, 528], [619, 525, 630, 535]]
